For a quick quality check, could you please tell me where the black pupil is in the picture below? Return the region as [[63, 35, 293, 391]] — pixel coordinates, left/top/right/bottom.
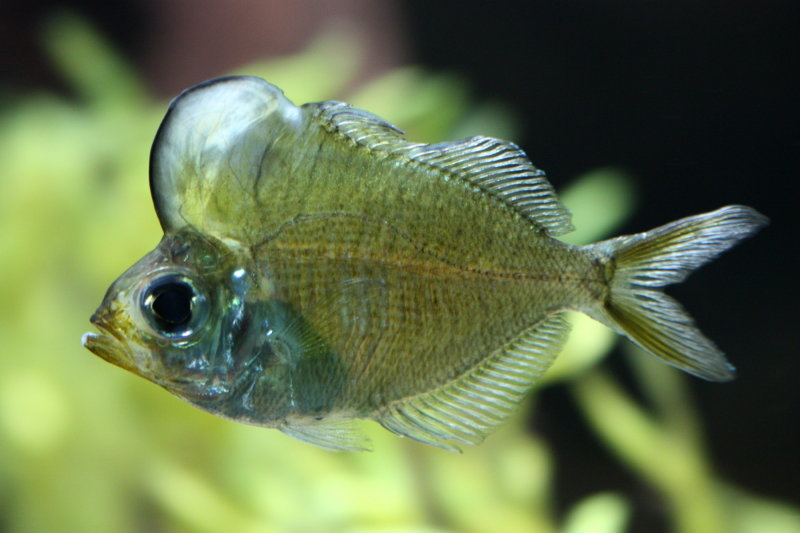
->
[[150, 281, 193, 332]]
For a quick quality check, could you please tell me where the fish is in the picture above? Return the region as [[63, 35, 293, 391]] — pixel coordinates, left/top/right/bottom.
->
[[83, 76, 768, 452]]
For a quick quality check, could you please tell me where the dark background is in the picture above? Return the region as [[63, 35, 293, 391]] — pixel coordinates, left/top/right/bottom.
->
[[3, 1, 797, 530], [401, 1, 799, 525]]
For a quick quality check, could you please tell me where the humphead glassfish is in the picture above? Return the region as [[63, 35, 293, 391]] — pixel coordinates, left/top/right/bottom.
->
[[83, 76, 767, 451]]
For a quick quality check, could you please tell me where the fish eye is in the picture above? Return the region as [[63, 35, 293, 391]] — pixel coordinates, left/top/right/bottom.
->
[[141, 274, 209, 338]]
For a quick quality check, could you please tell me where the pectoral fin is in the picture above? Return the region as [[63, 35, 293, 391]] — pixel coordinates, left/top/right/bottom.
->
[[265, 277, 389, 418]]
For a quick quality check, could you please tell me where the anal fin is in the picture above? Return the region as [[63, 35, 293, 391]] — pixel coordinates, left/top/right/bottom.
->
[[376, 312, 570, 452]]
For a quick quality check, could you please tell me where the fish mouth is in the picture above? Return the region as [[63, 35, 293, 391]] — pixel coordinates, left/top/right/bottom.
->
[[83, 311, 138, 374]]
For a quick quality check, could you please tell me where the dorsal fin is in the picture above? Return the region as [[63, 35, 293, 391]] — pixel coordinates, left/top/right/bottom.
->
[[317, 102, 574, 236], [375, 312, 570, 452]]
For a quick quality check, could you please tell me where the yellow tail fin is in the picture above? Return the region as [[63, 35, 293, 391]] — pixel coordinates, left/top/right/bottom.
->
[[589, 205, 768, 381]]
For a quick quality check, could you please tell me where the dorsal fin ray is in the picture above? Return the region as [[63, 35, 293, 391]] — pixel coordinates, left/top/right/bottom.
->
[[374, 312, 570, 452], [317, 102, 574, 236]]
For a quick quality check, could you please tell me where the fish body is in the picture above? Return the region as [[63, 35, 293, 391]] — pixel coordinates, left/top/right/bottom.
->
[[84, 76, 767, 451]]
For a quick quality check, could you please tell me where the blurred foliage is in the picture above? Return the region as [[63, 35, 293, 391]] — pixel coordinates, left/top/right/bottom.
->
[[1, 12, 798, 533]]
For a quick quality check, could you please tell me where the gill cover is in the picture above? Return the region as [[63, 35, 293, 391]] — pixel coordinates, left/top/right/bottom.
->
[[149, 76, 305, 242]]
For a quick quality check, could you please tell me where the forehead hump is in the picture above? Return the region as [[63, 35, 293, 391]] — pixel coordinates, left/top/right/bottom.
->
[[150, 76, 302, 240]]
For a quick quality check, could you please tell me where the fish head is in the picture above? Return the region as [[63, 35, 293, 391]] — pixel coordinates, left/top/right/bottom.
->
[[83, 229, 250, 403]]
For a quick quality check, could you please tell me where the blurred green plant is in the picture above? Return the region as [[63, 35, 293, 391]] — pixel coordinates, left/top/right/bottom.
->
[[0, 12, 797, 533]]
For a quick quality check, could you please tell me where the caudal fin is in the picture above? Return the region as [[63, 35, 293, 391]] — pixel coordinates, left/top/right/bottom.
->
[[589, 205, 768, 381]]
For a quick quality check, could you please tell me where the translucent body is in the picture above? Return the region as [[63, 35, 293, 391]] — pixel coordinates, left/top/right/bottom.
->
[[84, 77, 767, 451]]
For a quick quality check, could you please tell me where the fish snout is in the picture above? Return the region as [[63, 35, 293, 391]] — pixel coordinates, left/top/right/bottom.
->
[[84, 307, 139, 373]]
